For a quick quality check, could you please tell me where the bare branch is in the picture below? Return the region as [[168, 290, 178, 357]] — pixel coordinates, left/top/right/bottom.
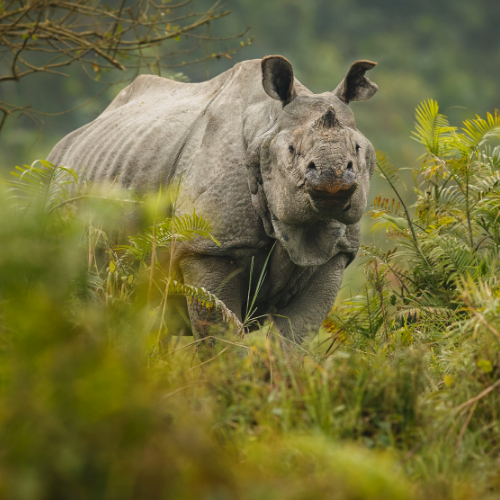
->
[[0, 0, 251, 135]]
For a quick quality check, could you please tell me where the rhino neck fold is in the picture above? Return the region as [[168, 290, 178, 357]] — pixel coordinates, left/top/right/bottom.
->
[[270, 217, 351, 266]]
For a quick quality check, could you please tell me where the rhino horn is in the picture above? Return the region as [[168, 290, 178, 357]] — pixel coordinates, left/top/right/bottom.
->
[[334, 60, 378, 104], [314, 106, 338, 129]]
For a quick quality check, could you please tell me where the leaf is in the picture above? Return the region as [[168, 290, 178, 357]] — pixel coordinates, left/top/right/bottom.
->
[[168, 280, 243, 333], [122, 210, 220, 262], [477, 359, 493, 373], [462, 110, 500, 152], [411, 99, 456, 156], [7, 161, 80, 215], [109, 261, 116, 273], [375, 151, 402, 186]]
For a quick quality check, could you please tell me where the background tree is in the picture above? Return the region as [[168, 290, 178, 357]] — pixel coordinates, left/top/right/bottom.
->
[[0, 0, 251, 133]]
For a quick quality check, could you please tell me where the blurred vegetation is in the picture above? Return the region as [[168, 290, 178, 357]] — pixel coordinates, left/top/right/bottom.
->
[[0, 102, 500, 498]]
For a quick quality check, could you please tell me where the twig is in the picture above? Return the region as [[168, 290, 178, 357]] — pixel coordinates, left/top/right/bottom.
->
[[377, 156, 419, 247], [162, 380, 210, 400], [455, 400, 478, 451], [47, 195, 142, 214], [189, 346, 229, 371], [474, 234, 492, 252], [454, 378, 500, 412], [165, 335, 250, 356], [374, 260, 389, 339], [462, 295, 500, 342]]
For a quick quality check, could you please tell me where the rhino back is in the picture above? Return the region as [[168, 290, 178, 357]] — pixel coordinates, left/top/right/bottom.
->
[[47, 60, 273, 249], [48, 69, 235, 190]]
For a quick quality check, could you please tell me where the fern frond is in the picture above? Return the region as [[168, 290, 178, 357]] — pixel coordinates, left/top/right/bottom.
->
[[437, 185, 466, 210], [411, 99, 456, 156], [124, 210, 220, 261], [168, 280, 244, 334], [376, 151, 401, 185], [8, 160, 80, 214], [486, 145, 500, 170], [427, 238, 478, 283], [71, 271, 106, 302], [462, 111, 500, 153], [369, 209, 409, 234]]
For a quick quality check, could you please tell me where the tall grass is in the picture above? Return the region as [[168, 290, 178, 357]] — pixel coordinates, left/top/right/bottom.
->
[[0, 101, 499, 499]]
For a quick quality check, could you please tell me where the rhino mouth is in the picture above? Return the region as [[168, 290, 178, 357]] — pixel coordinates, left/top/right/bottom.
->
[[306, 184, 357, 212]]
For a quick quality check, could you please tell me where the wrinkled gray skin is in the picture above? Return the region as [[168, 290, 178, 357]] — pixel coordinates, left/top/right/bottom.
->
[[48, 56, 378, 347]]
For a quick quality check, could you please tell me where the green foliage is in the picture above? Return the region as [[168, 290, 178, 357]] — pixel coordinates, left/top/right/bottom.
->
[[369, 100, 500, 319], [326, 100, 500, 497], [8, 159, 80, 213], [124, 210, 220, 262], [411, 99, 456, 157]]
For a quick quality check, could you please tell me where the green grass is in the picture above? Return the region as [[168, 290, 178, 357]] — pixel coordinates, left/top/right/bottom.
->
[[1, 101, 500, 499]]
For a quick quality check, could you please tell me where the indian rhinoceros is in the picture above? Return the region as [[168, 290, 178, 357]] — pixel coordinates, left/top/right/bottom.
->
[[47, 56, 378, 347]]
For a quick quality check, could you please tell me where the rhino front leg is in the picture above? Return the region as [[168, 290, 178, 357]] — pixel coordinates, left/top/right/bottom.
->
[[271, 252, 350, 348], [179, 255, 243, 355]]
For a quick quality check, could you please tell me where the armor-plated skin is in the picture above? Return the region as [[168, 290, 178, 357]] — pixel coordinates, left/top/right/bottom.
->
[[48, 56, 378, 346]]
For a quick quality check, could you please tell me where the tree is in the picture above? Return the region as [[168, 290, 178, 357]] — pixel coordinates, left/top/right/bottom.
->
[[0, 0, 251, 133]]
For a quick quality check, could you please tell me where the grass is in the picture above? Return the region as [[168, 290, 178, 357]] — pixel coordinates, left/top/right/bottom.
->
[[1, 101, 500, 499]]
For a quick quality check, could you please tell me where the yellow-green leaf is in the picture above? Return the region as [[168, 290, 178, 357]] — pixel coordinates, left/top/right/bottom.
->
[[477, 359, 493, 373]]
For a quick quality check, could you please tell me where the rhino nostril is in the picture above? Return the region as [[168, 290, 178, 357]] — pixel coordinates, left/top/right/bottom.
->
[[307, 161, 316, 171], [346, 161, 353, 172]]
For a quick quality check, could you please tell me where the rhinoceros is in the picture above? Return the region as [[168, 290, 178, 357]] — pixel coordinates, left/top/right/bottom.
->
[[47, 56, 378, 347]]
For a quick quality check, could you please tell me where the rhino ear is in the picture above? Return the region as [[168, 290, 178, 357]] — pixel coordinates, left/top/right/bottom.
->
[[334, 60, 378, 104], [261, 55, 296, 106]]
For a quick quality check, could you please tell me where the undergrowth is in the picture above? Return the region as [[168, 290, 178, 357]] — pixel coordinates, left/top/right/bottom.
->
[[0, 100, 499, 499]]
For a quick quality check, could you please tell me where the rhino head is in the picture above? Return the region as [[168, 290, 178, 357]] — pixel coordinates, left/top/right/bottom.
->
[[249, 56, 378, 266]]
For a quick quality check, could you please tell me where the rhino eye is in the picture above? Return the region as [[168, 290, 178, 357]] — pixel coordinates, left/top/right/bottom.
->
[[288, 144, 295, 154], [355, 143, 361, 154]]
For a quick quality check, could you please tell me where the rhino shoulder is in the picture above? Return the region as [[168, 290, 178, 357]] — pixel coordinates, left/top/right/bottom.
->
[[103, 74, 185, 114]]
